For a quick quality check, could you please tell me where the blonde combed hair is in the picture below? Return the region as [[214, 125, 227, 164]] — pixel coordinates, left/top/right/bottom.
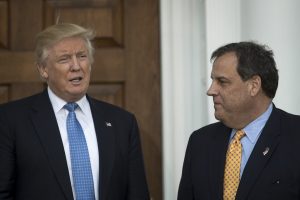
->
[[35, 23, 95, 66]]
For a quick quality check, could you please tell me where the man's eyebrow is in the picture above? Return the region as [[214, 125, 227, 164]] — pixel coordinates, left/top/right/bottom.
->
[[76, 50, 87, 54], [56, 53, 71, 58], [211, 74, 229, 80]]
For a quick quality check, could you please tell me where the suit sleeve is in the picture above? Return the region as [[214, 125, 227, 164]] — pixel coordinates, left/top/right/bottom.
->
[[127, 115, 150, 200], [0, 108, 15, 200], [178, 135, 194, 200]]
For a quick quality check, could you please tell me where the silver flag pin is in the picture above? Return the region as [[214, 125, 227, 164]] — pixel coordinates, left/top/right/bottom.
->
[[263, 147, 269, 156], [105, 122, 112, 127]]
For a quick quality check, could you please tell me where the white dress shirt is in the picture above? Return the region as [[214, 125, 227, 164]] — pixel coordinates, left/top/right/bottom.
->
[[48, 87, 99, 200]]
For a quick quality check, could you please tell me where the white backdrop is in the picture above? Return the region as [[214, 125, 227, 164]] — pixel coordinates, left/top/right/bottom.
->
[[160, 0, 300, 200]]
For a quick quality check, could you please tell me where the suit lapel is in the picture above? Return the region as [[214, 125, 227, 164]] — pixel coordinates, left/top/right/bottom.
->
[[236, 107, 281, 199], [88, 97, 115, 200], [30, 91, 74, 200], [209, 124, 232, 199]]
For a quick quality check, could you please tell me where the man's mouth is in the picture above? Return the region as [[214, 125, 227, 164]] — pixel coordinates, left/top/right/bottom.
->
[[69, 77, 83, 83], [70, 77, 82, 82], [213, 102, 222, 108]]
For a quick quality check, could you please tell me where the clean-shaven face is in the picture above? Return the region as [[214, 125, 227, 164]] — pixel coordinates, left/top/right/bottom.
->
[[207, 52, 253, 126], [40, 36, 91, 102]]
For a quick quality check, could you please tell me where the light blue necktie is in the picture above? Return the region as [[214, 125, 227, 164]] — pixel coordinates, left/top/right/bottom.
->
[[64, 103, 95, 200]]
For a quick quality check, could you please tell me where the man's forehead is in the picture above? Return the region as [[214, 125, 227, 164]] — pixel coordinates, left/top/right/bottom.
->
[[212, 52, 237, 70], [210, 64, 240, 82], [49, 42, 87, 55]]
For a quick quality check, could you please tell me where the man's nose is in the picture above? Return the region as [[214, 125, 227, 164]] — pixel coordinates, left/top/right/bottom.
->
[[206, 82, 218, 96], [70, 56, 80, 71]]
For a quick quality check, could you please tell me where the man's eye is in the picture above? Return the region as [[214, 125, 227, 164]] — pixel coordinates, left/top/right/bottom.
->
[[58, 57, 69, 63], [218, 79, 228, 85], [78, 54, 87, 59]]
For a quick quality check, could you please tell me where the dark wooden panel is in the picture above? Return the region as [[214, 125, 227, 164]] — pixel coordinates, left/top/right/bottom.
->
[[88, 83, 124, 107], [124, 0, 162, 199], [44, 0, 123, 47], [0, 85, 8, 103], [91, 49, 125, 82], [0, 1, 8, 49], [10, 83, 45, 101], [10, 0, 43, 50], [0, 51, 40, 82], [61, 8, 114, 37], [111, 0, 123, 46]]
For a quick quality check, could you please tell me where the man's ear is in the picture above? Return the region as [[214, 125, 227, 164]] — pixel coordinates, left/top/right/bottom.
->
[[248, 75, 261, 96], [37, 63, 48, 79]]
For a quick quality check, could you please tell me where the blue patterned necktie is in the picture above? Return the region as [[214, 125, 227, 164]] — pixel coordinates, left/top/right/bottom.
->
[[64, 103, 95, 200]]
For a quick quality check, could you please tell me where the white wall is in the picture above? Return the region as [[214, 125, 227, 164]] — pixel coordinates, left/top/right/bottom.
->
[[160, 0, 207, 200], [160, 0, 300, 199]]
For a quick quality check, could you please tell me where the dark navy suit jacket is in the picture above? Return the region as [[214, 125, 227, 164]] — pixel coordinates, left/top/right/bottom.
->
[[178, 106, 300, 200], [0, 90, 149, 200]]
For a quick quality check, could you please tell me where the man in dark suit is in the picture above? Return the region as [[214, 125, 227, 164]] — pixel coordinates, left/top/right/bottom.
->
[[0, 23, 149, 200], [178, 41, 300, 200]]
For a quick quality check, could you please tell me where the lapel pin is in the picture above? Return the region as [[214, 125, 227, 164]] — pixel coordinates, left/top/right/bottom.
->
[[105, 122, 112, 127], [263, 147, 270, 156]]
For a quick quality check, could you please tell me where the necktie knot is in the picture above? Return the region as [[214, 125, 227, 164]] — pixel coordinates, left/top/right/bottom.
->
[[64, 103, 78, 112], [233, 130, 245, 141]]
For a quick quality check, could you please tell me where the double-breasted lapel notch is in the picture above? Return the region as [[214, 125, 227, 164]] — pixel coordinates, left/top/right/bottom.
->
[[88, 97, 116, 200], [29, 90, 74, 200], [236, 107, 281, 200], [209, 124, 232, 199]]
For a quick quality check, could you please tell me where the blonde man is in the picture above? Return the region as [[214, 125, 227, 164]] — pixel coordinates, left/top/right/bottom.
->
[[0, 23, 149, 200]]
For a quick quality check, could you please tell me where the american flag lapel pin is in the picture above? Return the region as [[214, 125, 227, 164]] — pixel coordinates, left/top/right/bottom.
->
[[263, 147, 270, 156], [105, 122, 112, 127]]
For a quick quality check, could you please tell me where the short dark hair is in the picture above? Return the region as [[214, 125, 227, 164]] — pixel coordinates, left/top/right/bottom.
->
[[211, 41, 279, 98]]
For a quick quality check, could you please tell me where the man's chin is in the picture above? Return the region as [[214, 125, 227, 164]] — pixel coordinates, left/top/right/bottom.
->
[[65, 90, 87, 102], [68, 86, 88, 95], [214, 112, 222, 121]]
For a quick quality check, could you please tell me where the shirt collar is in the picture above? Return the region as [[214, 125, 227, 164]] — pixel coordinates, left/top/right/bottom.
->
[[231, 103, 273, 143], [47, 87, 89, 115]]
